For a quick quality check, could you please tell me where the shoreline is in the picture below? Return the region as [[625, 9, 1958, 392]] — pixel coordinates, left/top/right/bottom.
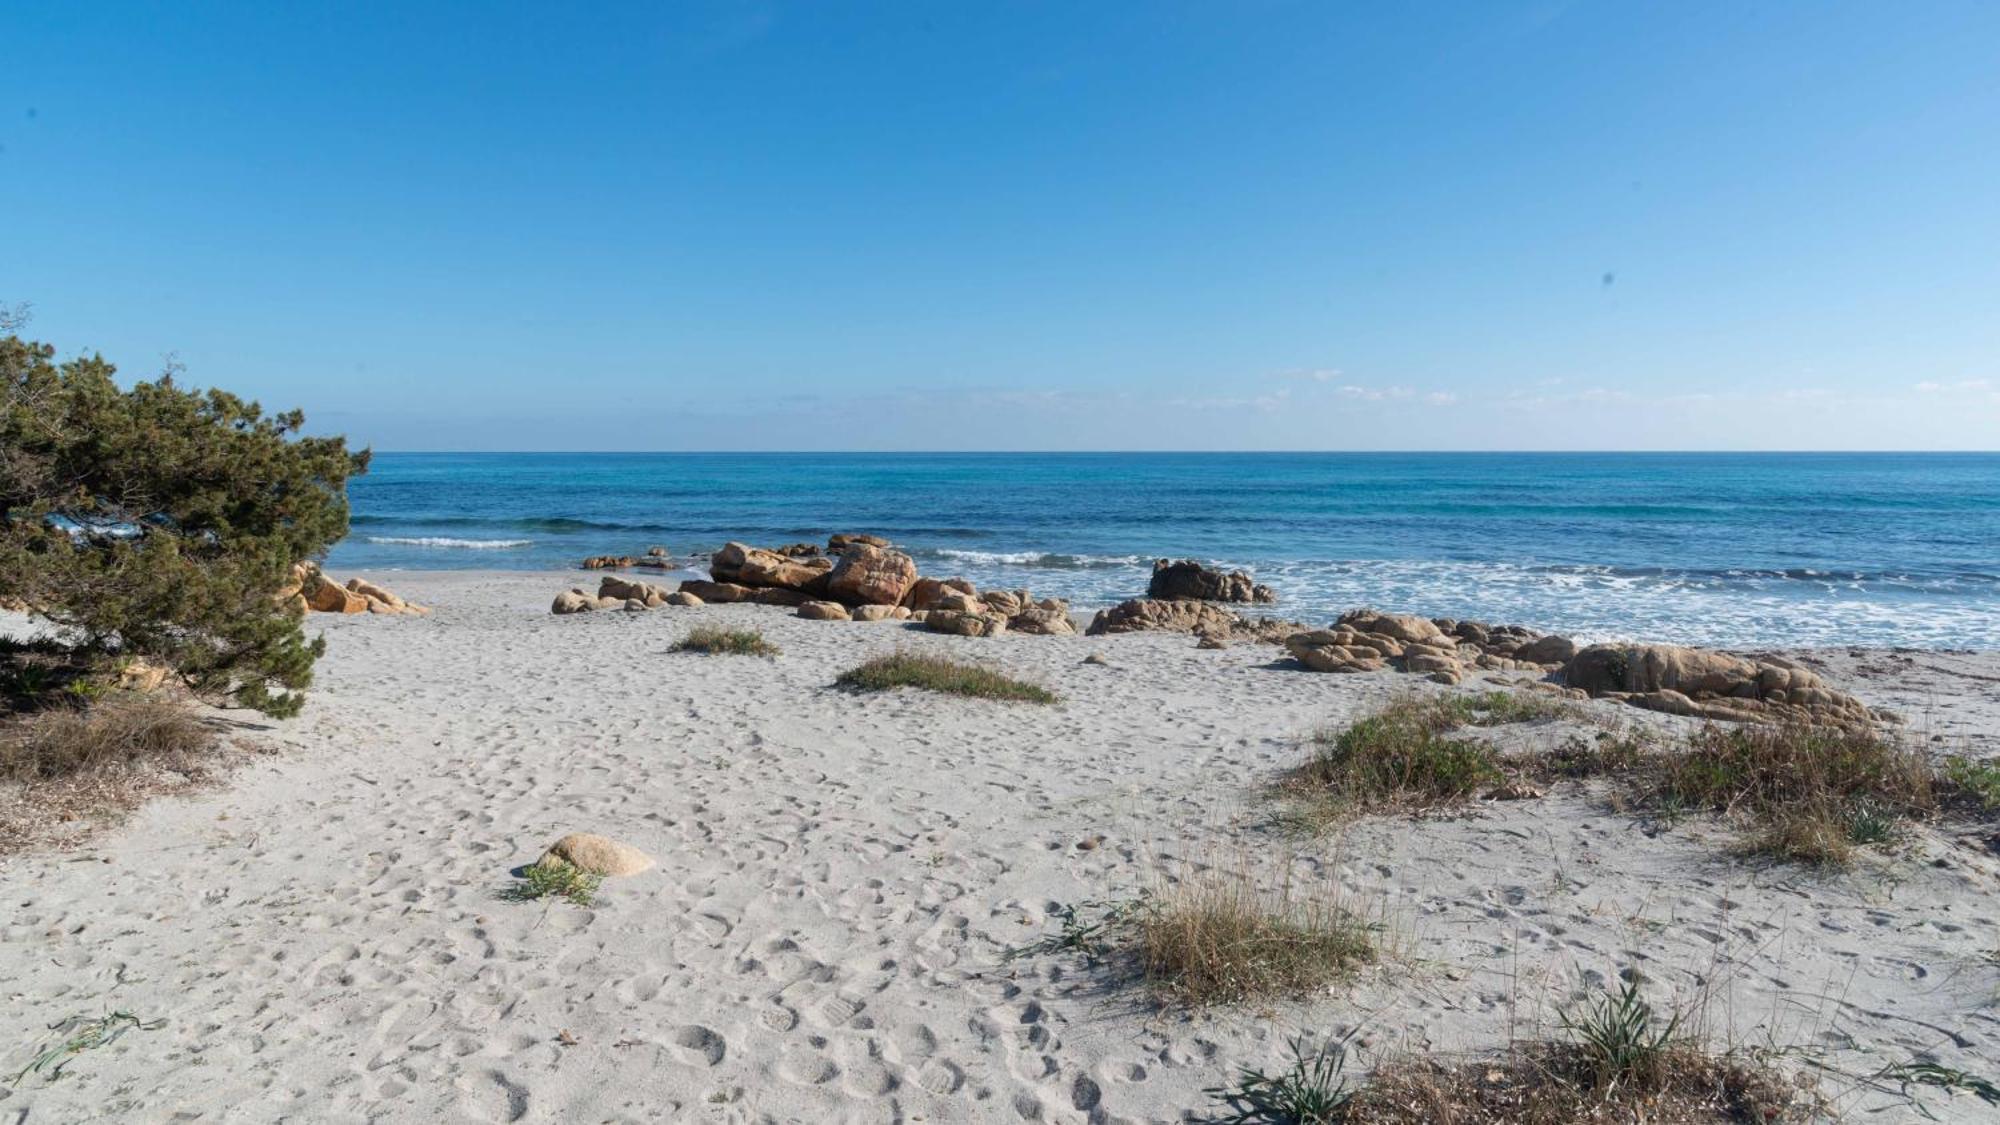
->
[[2, 570, 1997, 1121]]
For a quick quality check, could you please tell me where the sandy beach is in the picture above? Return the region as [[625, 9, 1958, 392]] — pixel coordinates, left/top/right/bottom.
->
[[0, 570, 1994, 1122]]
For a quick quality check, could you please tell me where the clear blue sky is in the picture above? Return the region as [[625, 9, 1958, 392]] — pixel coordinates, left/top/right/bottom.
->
[[4, 2, 1996, 450]]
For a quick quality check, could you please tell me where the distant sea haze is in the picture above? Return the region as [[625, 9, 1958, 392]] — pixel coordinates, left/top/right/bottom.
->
[[329, 452, 2000, 650]]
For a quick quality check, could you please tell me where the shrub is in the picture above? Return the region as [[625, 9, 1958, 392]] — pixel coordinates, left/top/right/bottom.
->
[[835, 650, 1055, 703], [0, 693, 213, 782], [1289, 696, 1507, 813], [1649, 724, 1935, 865], [1319, 975, 1809, 1122], [1, 331, 367, 717], [502, 862, 603, 906], [671, 625, 780, 657]]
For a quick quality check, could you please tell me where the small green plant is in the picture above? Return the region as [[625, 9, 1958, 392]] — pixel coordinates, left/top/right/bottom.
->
[[1205, 1035, 1354, 1124], [503, 862, 603, 906], [1559, 973, 1682, 1091], [1004, 898, 1151, 966], [1882, 1060, 2000, 1107], [835, 650, 1055, 703], [671, 626, 780, 657], [1943, 756, 2000, 811], [9, 1011, 165, 1085]]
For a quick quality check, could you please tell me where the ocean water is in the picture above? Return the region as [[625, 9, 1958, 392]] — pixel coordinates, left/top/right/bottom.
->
[[328, 452, 2000, 649]]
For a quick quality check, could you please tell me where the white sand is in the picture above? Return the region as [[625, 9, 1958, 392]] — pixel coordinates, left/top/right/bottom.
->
[[3, 570, 1998, 1122]]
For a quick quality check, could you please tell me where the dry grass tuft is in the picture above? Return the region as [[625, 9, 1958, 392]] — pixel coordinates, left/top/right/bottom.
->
[[0, 693, 226, 855], [1343, 1042, 1805, 1123], [1137, 867, 1377, 1007], [1647, 723, 1936, 866], [835, 650, 1056, 704], [670, 625, 781, 657], [1, 694, 214, 782]]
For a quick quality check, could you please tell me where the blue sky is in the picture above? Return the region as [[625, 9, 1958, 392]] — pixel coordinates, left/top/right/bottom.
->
[[3, 1, 1997, 450]]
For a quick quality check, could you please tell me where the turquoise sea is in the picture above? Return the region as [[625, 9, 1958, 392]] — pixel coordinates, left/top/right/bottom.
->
[[328, 452, 2000, 649]]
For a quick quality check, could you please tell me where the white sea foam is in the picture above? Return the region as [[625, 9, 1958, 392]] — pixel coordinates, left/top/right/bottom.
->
[[366, 536, 533, 549]]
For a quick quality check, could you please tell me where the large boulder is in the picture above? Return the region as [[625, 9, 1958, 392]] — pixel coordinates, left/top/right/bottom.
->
[[824, 544, 918, 606], [902, 577, 976, 612], [308, 579, 369, 614], [797, 600, 851, 621], [925, 609, 1008, 637], [598, 575, 668, 603], [1010, 599, 1077, 636], [1514, 635, 1579, 665], [678, 579, 758, 603], [828, 532, 891, 552], [1336, 609, 1446, 646], [712, 541, 832, 592], [1147, 559, 1276, 604], [1284, 631, 1388, 673], [1563, 644, 1875, 725], [1086, 598, 1243, 637]]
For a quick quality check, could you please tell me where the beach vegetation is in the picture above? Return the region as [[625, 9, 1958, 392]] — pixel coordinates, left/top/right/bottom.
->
[[1208, 975, 1807, 1122], [1, 330, 368, 718], [503, 861, 603, 906], [671, 625, 780, 657], [0, 692, 212, 783], [1286, 695, 1510, 815], [1204, 1034, 1355, 1123], [835, 650, 1055, 703], [9, 1010, 166, 1086], [1136, 867, 1376, 1007], [1644, 723, 1935, 866]]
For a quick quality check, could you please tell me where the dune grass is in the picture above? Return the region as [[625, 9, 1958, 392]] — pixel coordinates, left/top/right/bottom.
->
[[0, 694, 212, 783], [835, 650, 1055, 703], [1285, 694, 1532, 815], [670, 625, 780, 657], [1204, 975, 1808, 1123], [1009, 863, 1377, 1009], [1645, 723, 1937, 867]]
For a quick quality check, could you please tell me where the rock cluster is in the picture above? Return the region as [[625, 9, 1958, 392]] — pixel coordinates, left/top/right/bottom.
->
[[553, 574, 706, 614], [289, 564, 430, 616], [1086, 598, 1298, 641], [1147, 558, 1276, 604], [580, 548, 674, 571], [1562, 643, 1877, 726], [1279, 607, 1883, 726], [1282, 610, 1556, 683]]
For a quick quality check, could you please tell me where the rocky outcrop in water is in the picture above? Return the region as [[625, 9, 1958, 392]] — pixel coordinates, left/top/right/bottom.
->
[[1147, 559, 1276, 604]]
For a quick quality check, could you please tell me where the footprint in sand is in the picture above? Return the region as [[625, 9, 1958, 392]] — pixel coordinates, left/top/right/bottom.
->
[[668, 1025, 726, 1067]]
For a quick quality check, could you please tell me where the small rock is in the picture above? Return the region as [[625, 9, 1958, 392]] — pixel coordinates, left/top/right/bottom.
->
[[537, 833, 654, 877]]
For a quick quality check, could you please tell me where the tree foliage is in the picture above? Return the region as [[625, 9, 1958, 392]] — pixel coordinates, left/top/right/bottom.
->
[[0, 332, 368, 717]]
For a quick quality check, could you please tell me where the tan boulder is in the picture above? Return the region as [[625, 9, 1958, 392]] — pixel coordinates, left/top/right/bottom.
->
[[852, 604, 900, 622], [598, 575, 668, 602], [798, 600, 852, 621], [552, 590, 595, 614], [678, 580, 758, 603], [1086, 598, 1240, 636], [925, 609, 1008, 637], [1284, 630, 1388, 673], [536, 833, 654, 877], [580, 555, 639, 570], [739, 553, 833, 592], [1404, 653, 1460, 675], [752, 586, 810, 607], [665, 591, 703, 607], [1010, 600, 1076, 636], [902, 577, 975, 612], [309, 580, 369, 614], [1337, 610, 1444, 645], [980, 589, 1028, 617], [824, 544, 918, 606], [828, 532, 891, 551]]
